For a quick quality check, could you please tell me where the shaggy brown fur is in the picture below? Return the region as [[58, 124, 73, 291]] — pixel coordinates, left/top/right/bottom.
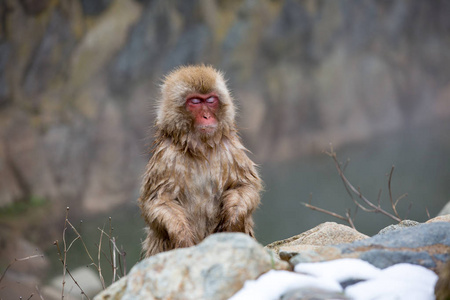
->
[[139, 65, 262, 257]]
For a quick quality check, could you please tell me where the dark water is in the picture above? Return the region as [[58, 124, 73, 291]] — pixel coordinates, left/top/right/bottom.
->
[[45, 120, 450, 281], [255, 120, 450, 244]]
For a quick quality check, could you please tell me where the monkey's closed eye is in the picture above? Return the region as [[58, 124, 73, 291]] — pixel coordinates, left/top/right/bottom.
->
[[189, 98, 201, 104], [206, 97, 217, 104]]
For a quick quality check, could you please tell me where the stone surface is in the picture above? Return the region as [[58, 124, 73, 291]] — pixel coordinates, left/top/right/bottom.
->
[[427, 214, 450, 223], [290, 222, 450, 271], [435, 257, 450, 300], [94, 233, 289, 300], [1, 1, 450, 296], [281, 289, 350, 300], [265, 222, 369, 260], [232, 258, 436, 300], [377, 220, 420, 235]]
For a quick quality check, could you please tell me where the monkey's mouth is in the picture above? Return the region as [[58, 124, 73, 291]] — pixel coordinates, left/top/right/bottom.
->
[[197, 124, 217, 134]]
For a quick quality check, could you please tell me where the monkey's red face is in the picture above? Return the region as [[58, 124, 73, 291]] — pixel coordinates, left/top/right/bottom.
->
[[185, 92, 219, 133]]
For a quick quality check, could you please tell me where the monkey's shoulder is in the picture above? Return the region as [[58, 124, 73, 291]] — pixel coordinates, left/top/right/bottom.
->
[[146, 139, 254, 175]]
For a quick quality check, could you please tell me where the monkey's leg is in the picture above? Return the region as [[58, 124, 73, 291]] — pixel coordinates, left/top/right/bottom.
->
[[141, 195, 196, 249], [215, 185, 259, 236]]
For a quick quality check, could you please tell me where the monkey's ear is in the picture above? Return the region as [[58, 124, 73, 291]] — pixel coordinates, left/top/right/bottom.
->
[[213, 73, 235, 123]]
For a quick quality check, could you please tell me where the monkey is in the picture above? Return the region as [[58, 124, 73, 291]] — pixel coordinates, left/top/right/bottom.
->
[[138, 65, 262, 257]]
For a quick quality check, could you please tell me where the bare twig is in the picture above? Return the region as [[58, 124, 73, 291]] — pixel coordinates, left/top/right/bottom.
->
[[345, 209, 355, 229], [387, 166, 400, 218], [65, 219, 108, 289], [387, 166, 409, 219], [54, 240, 91, 300], [97, 225, 106, 289], [325, 145, 402, 222], [55, 208, 127, 296], [65, 220, 96, 265], [121, 245, 127, 277], [302, 202, 348, 222], [35, 285, 44, 300], [119, 246, 127, 276], [342, 158, 350, 172], [405, 202, 413, 220], [112, 237, 117, 283], [108, 217, 114, 284], [61, 207, 69, 299], [0, 254, 44, 285], [96, 226, 127, 279], [302, 202, 356, 229], [67, 235, 81, 252], [377, 189, 382, 207]]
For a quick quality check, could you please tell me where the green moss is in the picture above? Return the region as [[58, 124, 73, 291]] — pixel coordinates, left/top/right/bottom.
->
[[0, 195, 48, 217]]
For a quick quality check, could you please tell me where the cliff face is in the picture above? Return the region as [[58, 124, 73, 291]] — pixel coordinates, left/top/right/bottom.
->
[[1, 0, 449, 214]]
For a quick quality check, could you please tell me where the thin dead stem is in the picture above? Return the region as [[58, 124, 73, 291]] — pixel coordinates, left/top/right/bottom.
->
[[304, 145, 410, 229], [302, 202, 349, 222], [325, 145, 402, 223], [112, 237, 117, 284], [96, 227, 127, 281], [97, 225, 106, 289], [108, 217, 115, 284], [61, 207, 69, 299], [302, 194, 355, 229], [53, 207, 127, 298], [54, 240, 91, 300], [0, 254, 44, 286], [387, 166, 400, 218], [35, 285, 44, 300]]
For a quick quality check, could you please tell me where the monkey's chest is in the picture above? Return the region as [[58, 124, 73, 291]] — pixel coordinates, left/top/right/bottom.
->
[[179, 158, 230, 223]]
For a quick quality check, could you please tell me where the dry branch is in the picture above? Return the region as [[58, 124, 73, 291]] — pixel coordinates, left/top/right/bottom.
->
[[325, 145, 402, 222], [303, 145, 411, 229], [0, 254, 44, 286]]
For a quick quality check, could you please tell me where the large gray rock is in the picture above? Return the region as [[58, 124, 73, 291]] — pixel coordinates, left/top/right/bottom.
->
[[94, 233, 289, 300], [377, 219, 420, 235], [290, 222, 450, 271], [427, 214, 450, 224], [265, 222, 369, 261]]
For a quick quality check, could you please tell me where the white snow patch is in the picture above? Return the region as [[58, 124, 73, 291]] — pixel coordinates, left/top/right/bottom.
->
[[345, 263, 438, 300], [294, 258, 382, 282], [229, 259, 438, 300], [228, 270, 342, 300]]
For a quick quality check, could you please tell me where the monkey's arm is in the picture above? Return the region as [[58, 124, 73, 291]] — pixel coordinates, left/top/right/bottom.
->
[[215, 182, 260, 236], [140, 194, 196, 248]]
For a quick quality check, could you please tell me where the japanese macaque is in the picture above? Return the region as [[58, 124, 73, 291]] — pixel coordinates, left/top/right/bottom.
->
[[138, 65, 262, 257]]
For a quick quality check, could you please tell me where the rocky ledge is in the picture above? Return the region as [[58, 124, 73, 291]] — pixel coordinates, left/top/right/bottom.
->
[[94, 216, 450, 300]]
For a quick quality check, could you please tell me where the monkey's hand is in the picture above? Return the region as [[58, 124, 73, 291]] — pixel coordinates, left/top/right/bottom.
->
[[141, 195, 196, 248], [215, 185, 259, 236]]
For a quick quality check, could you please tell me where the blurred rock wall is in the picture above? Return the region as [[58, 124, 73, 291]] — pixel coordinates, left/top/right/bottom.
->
[[0, 0, 449, 215]]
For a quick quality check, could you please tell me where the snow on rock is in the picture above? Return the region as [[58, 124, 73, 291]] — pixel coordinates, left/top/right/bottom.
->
[[294, 258, 382, 282], [230, 259, 438, 300], [229, 270, 342, 300], [345, 263, 438, 300]]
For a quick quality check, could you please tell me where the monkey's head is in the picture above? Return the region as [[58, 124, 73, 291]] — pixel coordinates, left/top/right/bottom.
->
[[156, 65, 236, 146]]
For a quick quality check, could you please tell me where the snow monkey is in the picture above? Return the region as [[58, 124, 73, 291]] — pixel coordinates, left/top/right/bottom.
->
[[138, 65, 262, 257]]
